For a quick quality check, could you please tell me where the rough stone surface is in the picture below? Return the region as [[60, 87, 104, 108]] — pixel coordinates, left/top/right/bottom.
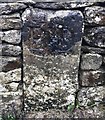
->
[[23, 8, 83, 112], [0, 91, 22, 118], [1, 56, 21, 72], [0, 0, 104, 2], [0, 14, 21, 30], [80, 70, 105, 86], [0, 68, 22, 118], [22, 8, 83, 55], [103, 57, 105, 64], [0, 1, 105, 119], [0, 3, 26, 15], [2, 44, 21, 56], [84, 6, 105, 26], [82, 46, 105, 55], [72, 87, 105, 118], [78, 87, 105, 107], [81, 53, 102, 70], [24, 49, 79, 111], [73, 106, 105, 118], [24, 110, 70, 119], [84, 27, 105, 48], [34, 2, 93, 9], [0, 68, 21, 92], [0, 30, 21, 44]]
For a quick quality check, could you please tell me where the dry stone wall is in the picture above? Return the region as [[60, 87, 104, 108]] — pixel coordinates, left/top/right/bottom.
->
[[0, 1, 105, 119]]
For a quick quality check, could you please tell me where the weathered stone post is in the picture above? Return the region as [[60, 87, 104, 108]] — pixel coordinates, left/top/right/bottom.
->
[[22, 7, 83, 118]]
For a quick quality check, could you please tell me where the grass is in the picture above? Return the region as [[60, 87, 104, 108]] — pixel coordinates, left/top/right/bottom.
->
[[0, 114, 16, 120]]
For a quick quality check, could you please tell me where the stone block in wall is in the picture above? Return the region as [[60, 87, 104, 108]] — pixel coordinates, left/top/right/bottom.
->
[[1, 56, 21, 72], [0, 91, 22, 119], [84, 6, 105, 26], [0, 43, 1, 72], [22, 8, 83, 114], [80, 70, 105, 86], [34, 2, 93, 9], [0, 3, 26, 15], [82, 46, 105, 55], [103, 56, 105, 65], [72, 87, 105, 118], [0, 68, 21, 92], [0, 30, 21, 44], [2, 44, 21, 56], [81, 53, 102, 70], [0, 14, 21, 30], [0, 68, 22, 118], [84, 27, 105, 48]]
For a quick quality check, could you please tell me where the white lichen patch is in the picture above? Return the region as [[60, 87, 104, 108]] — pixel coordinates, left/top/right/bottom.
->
[[78, 87, 105, 107], [0, 68, 21, 92]]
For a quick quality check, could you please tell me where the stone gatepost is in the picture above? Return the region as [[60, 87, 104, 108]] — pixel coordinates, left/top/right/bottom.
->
[[22, 7, 83, 118]]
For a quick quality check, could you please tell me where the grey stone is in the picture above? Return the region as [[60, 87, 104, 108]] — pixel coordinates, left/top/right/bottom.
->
[[34, 2, 93, 9], [24, 53, 79, 111], [0, 3, 26, 15], [0, 91, 22, 118], [22, 8, 83, 55], [2, 44, 21, 56], [1, 56, 21, 72], [103, 57, 105, 64], [80, 70, 105, 86], [0, 68, 21, 83], [78, 87, 105, 106], [0, 68, 21, 91], [0, 14, 21, 30], [81, 53, 102, 70], [84, 27, 105, 48], [84, 6, 105, 26], [82, 46, 105, 55], [72, 106, 104, 118], [0, 66, 22, 117], [0, 30, 21, 44], [22, 8, 83, 111], [72, 87, 105, 118], [25, 110, 70, 119]]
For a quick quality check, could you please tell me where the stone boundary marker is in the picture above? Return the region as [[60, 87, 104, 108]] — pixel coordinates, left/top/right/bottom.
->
[[0, 1, 105, 119]]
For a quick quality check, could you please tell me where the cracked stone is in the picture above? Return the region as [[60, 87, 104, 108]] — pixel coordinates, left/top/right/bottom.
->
[[81, 53, 102, 70], [0, 14, 21, 30], [80, 70, 105, 86], [84, 27, 105, 48], [2, 44, 21, 56], [22, 8, 83, 112], [0, 3, 26, 15], [84, 6, 105, 26], [1, 56, 21, 72], [0, 30, 21, 44]]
